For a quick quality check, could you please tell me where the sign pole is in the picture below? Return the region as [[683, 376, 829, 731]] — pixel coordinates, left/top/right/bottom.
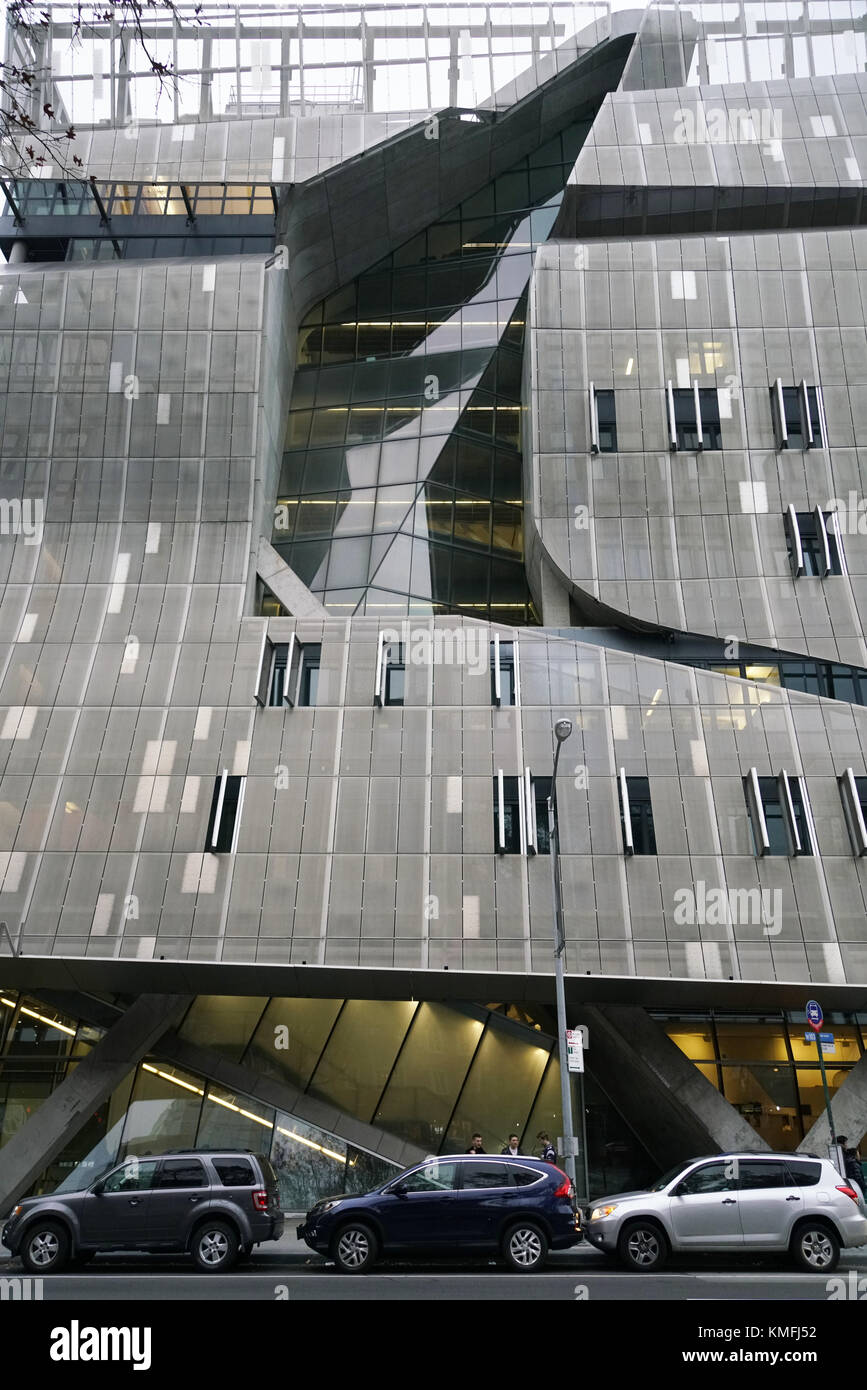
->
[[806, 998, 839, 1170], [814, 1032, 836, 1141]]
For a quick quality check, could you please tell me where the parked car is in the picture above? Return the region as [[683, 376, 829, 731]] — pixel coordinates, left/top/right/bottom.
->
[[583, 1152, 867, 1272], [2, 1149, 284, 1274], [296, 1152, 580, 1273]]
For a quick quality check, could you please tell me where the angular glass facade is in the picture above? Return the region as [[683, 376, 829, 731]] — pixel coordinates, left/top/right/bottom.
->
[[273, 122, 595, 620]]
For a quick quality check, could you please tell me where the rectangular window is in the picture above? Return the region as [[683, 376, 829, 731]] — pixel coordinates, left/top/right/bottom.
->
[[157, 1159, 207, 1189], [772, 381, 824, 450], [375, 634, 405, 707], [668, 384, 701, 451], [256, 633, 302, 707], [839, 769, 867, 855], [298, 643, 321, 706], [618, 771, 656, 855], [491, 636, 518, 706], [267, 643, 291, 706], [494, 772, 521, 854], [698, 388, 722, 449], [590, 384, 617, 453], [534, 775, 552, 854], [786, 508, 842, 577], [385, 654, 405, 706], [745, 769, 815, 856], [206, 771, 244, 853]]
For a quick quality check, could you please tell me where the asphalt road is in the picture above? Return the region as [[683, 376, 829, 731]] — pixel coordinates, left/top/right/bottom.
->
[[4, 1229, 867, 1300]]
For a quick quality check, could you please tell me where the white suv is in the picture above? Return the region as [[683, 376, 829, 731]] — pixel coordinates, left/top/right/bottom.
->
[[583, 1153, 867, 1272]]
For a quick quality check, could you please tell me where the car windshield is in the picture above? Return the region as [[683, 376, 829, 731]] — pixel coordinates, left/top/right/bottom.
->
[[649, 1162, 690, 1192]]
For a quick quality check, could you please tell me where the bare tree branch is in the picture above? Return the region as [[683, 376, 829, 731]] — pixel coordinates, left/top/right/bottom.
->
[[0, 1, 203, 182]]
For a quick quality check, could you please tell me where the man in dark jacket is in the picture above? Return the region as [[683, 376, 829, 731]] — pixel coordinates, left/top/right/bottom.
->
[[537, 1131, 557, 1164], [465, 1133, 485, 1154]]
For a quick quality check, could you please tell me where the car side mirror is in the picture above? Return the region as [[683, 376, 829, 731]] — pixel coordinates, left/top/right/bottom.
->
[[390, 1182, 408, 1198], [671, 1183, 687, 1197], [92, 1180, 105, 1196]]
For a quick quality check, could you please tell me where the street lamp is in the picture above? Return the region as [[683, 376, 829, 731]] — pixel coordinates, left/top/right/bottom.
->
[[547, 718, 579, 1194]]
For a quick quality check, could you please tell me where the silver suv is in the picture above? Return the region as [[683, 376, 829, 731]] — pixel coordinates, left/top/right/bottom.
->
[[2, 1149, 284, 1274], [583, 1153, 867, 1272]]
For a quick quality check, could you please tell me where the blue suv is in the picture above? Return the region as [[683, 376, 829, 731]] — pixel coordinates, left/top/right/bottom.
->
[[296, 1153, 580, 1273]]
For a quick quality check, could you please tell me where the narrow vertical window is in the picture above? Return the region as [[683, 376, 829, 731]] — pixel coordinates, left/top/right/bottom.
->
[[491, 637, 517, 706], [206, 771, 244, 853], [839, 769, 867, 855], [375, 634, 405, 707], [771, 382, 824, 449], [745, 770, 814, 856], [786, 510, 842, 577], [297, 643, 321, 706], [698, 388, 722, 448], [670, 386, 704, 450], [494, 773, 522, 853], [619, 772, 656, 854], [590, 385, 617, 453]]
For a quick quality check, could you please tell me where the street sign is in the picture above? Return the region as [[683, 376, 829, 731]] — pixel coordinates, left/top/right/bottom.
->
[[806, 999, 823, 1033], [804, 1032, 835, 1053], [566, 1029, 584, 1073]]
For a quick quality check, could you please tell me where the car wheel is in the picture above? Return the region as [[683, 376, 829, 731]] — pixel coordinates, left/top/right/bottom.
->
[[331, 1222, 378, 1274], [502, 1222, 549, 1272], [617, 1220, 668, 1272], [21, 1221, 71, 1275], [191, 1220, 239, 1273], [791, 1222, 840, 1273]]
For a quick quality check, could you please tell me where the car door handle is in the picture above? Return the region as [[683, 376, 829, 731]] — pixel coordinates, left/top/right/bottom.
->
[[786, 1195, 801, 1201], [721, 1198, 736, 1205], [127, 1199, 140, 1206], [188, 1195, 204, 1202]]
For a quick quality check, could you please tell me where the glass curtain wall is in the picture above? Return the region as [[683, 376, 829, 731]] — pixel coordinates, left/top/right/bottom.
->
[[658, 1010, 866, 1151]]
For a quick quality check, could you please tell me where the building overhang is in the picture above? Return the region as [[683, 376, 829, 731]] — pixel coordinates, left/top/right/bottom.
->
[[0, 954, 861, 1013]]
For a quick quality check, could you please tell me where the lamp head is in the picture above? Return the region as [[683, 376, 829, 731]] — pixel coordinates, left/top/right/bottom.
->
[[554, 718, 573, 743]]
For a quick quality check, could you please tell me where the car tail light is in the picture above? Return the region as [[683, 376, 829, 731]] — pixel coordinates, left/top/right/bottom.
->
[[552, 1168, 573, 1199], [252, 1189, 268, 1211], [836, 1184, 861, 1204]]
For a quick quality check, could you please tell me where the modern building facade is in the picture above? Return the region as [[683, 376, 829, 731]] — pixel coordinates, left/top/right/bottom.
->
[[2, 1, 867, 1213]]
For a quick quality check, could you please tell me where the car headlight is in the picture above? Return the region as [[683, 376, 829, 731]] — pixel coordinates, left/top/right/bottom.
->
[[590, 1204, 619, 1220], [8, 1205, 22, 1220], [319, 1199, 344, 1214]]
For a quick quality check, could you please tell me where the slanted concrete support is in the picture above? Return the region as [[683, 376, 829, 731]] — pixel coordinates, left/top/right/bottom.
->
[[257, 537, 328, 617], [580, 1005, 770, 1170], [0, 994, 191, 1212], [798, 1051, 867, 1158]]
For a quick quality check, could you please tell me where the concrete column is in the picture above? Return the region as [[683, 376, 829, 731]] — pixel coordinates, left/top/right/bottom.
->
[[8, 242, 28, 264], [580, 1004, 770, 1171], [0, 993, 191, 1212], [798, 1050, 867, 1158]]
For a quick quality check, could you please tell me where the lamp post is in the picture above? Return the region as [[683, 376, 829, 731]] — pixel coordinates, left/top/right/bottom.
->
[[547, 718, 579, 1193]]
